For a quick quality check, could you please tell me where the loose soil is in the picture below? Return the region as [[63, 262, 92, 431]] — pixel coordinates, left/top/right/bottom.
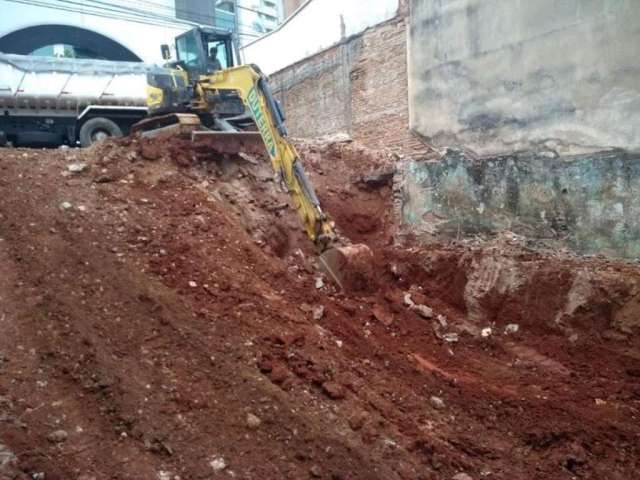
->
[[0, 137, 638, 480]]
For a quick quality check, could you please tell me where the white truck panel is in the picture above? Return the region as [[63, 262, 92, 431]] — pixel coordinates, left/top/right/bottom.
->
[[0, 53, 154, 112]]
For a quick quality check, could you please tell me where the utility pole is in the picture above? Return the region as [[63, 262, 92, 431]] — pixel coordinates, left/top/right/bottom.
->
[[232, 0, 243, 63]]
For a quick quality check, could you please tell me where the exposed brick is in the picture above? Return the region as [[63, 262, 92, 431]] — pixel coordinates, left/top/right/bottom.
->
[[269, 9, 430, 157]]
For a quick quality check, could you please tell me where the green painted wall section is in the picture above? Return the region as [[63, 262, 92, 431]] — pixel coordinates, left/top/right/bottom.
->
[[401, 149, 640, 258]]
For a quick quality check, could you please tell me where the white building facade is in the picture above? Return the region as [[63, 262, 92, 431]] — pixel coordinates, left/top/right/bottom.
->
[[0, 0, 220, 63]]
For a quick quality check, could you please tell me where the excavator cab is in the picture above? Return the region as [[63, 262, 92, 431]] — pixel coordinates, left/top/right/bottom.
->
[[173, 27, 236, 81]]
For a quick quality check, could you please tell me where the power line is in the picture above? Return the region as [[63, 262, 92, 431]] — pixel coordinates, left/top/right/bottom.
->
[[3, 0, 193, 29], [73, 0, 279, 33], [3, 0, 266, 37], [126, 0, 280, 21]]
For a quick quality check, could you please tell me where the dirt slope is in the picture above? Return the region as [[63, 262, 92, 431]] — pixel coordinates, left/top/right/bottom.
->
[[0, 138, 639, 480]]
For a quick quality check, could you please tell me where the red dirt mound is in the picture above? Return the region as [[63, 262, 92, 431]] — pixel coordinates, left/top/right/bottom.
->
[[0, 137, 639, 480]]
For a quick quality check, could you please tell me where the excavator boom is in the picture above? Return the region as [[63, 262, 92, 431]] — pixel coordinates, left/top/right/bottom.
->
[[200, 65, 374, 288], [202, 65, 337, 250]]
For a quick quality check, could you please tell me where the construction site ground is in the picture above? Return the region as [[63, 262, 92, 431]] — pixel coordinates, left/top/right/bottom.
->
[[0, 137, 639, 480]]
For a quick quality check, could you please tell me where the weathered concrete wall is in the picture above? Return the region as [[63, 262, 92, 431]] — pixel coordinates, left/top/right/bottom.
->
[[401, 149, 640, 258], [269, 4, 429, 155], [408, 0, 640, 156]]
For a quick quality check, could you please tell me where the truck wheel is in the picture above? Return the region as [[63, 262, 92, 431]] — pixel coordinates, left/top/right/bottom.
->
[[0, 130, 6, 146], [79, 117, 123, 147]]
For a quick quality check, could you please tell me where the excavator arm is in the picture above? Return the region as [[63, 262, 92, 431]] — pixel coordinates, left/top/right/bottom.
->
[[135, 63, 373, 289], [202, 65, 337, 252]]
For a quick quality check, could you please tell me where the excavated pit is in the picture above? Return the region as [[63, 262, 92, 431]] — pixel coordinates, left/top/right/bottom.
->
[[0, 136, 639, 480]]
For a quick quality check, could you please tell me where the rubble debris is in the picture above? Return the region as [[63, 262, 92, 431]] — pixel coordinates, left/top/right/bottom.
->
[[413, 304, 434, 319], [403, 292, 434, 318], [504, 324, 520, 334], [442, 333, 459, 343], [430, 396, 446, 410], [67, 162, 88, 173], [309, 465, 323, 477], [246, 413, 262, 429], [347, 411, 369, 431], [403, 293, 414, 307], [322, 381, 346, 400], [356, 167, 396, 189], [452, 473, 473, 480], [312, 305, 325, 321], [372, 305, 394, 326], [209, 456, 227, 472], [46, 430, 68, 443], [0, 139, 638, 479], [0, 443, 17, 469]]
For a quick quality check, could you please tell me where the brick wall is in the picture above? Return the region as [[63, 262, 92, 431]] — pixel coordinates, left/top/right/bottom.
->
[[269, 1, 429, 157]]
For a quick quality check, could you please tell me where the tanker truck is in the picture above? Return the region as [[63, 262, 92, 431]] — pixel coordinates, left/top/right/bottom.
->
[[0, 53, 167, 147]]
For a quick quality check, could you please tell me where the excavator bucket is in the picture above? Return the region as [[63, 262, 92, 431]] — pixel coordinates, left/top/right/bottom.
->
[[132, 113, 202, 139], [319, 243, 375, 292], [191, 130, 265, 155]]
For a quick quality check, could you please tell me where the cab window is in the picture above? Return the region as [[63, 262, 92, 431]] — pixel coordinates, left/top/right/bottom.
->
[[176, 33, 200, 68], [206, 40, 229, 71]]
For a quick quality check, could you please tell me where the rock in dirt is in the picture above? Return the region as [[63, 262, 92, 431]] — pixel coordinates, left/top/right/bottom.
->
[[209, 455, 227, 471], [357, 167, 396, 189], [430, 396, 446, 410], [403, 293, 415, 307], [504, 324, 520, 334], [403, 290, 434, 318], [315, 277, 325, 289], [481, 327, 493, 338], [312, 305, 325, 321], [442, 333, 459, 343], [309, 465, 323, 477], [412, 304, 434, 319], [246, 413, 262, 429], [59, 201, 73, 211], [317, 132, 351, 144], [452, 473, 473, 480], [46, 429, 68, 443], [372, 305, 394, 326], [0, 443, 17, 468], [322, 381, 346, 400], [67, 162, 88, 173], [348, 411, 369, 431]]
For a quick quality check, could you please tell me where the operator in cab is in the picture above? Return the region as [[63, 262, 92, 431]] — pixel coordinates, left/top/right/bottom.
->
[[207, 46, 223, 72]]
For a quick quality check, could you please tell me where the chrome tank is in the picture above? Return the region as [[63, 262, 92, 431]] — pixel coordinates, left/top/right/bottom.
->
[[0, 53, 158, 113]]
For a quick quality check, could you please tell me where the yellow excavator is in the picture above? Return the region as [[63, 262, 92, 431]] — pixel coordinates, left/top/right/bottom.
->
[[132, 27, 372, 289]]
